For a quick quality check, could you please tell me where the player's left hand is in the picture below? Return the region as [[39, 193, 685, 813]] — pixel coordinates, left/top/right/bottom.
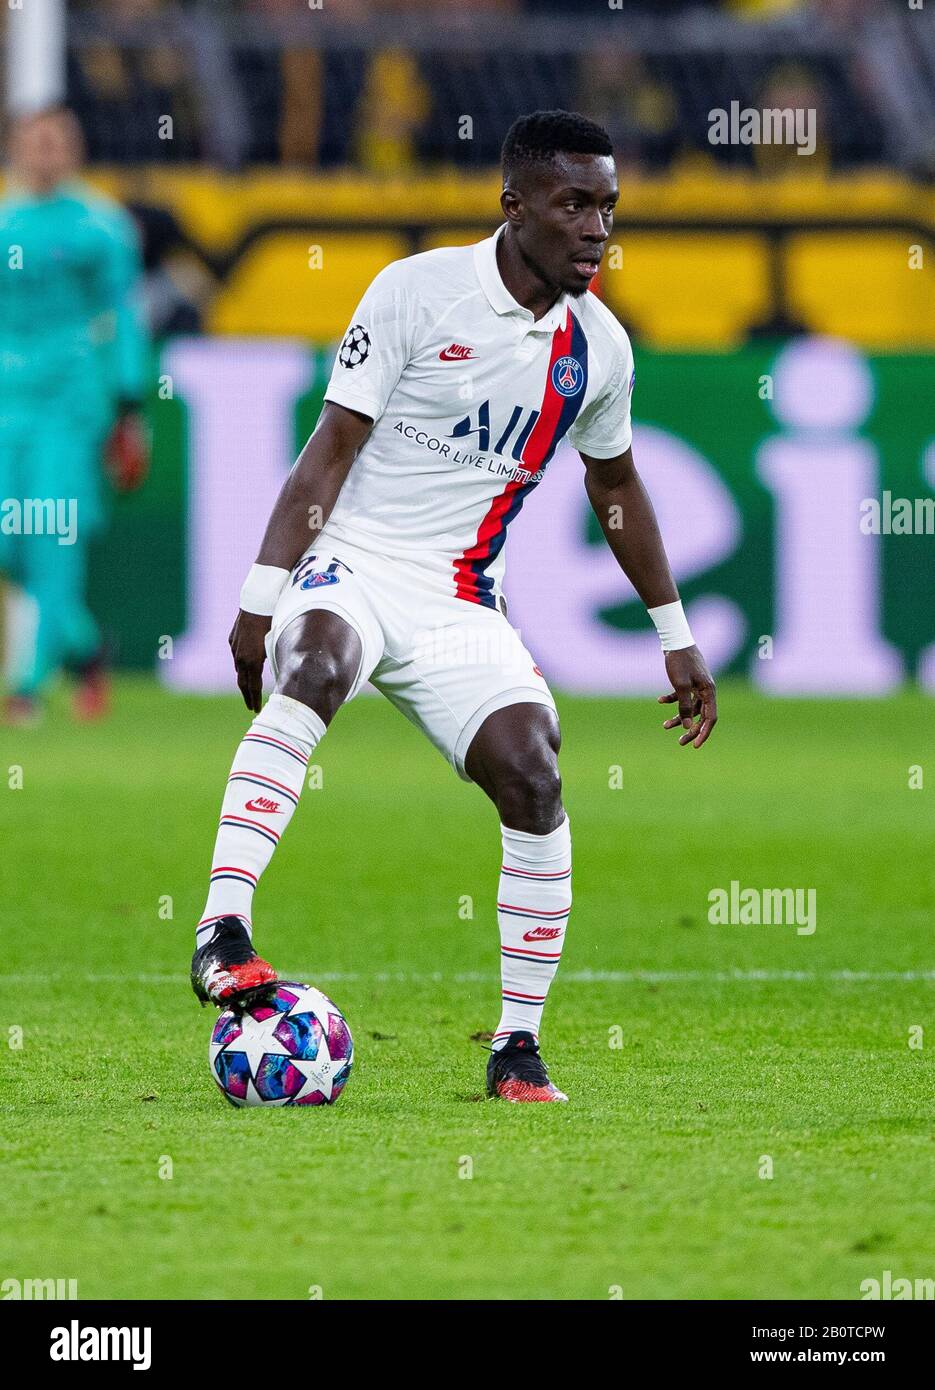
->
[[106, 410, 150, 492], [658, 647, 718, 749]]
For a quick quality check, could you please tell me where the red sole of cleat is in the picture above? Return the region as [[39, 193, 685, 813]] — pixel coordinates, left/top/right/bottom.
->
[[215, 960, 278, 1003], [496, 1079, 568, 1103], [231, 959, 277, 987]]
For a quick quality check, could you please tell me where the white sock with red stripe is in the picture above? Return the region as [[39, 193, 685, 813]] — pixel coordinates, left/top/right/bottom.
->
[[197, 694, 325, 945], [492, 816, 572, 1049]]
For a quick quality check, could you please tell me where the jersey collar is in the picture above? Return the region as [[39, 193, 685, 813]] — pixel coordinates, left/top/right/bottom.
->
[[474, 224, 569, 334]]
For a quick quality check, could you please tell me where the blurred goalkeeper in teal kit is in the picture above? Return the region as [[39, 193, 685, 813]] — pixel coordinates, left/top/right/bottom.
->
[[0, 106, 149, 724]]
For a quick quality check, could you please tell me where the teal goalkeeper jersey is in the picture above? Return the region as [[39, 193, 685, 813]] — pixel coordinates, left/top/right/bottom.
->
[[0, 180, 148, 426]]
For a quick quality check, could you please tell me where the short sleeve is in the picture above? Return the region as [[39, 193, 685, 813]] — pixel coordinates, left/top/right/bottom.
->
[[323, 263, 415, 422], [566, 330, 635, 459]]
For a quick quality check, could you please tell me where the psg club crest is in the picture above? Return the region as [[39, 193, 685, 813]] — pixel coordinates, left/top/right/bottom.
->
[[293, 555, 349, 590], [339, 324, 371, 369], [551, 355, 584, 397], [301, 570, 339, 589]]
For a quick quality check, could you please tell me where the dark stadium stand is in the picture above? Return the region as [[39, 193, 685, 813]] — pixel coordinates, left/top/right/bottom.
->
[[64, 2, 929, 173]]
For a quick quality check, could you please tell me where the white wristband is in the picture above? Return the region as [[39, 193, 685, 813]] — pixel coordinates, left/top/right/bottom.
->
[[647, 599, 695, 652], [239, 563, 289, 617]]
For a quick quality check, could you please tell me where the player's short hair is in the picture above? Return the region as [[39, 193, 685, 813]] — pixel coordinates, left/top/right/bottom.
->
[[501, 110, 613, 187]]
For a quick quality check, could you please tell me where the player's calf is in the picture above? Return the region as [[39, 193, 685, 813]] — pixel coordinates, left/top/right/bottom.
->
[[466, 705, 572, 1083], [192, 617, 360, 1008]]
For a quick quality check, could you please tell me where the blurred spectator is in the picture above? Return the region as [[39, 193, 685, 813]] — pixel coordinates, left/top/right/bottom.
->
[[752, 63, 830, 174], [725, 0, 806, 17], [579, 47, 680, 176], [240, 0, 323, 165], [354, 48, 431, 175], [811, 0, 874, 22], [71, 0, 203, 161], [814, 0, 935, 176]]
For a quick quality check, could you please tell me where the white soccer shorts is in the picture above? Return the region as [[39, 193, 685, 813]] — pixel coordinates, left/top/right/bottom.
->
[[265, 540, 557, 780]]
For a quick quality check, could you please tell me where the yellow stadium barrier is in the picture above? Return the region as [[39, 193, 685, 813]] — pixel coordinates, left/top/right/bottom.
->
[[786, 233, 935, 349], [602, 233, 771, 349], [209, 231, 409, 339], [62, 168, 933, 348]]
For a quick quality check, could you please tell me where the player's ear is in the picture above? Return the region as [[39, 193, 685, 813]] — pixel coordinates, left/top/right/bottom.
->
[[501, 185, 523, 226]]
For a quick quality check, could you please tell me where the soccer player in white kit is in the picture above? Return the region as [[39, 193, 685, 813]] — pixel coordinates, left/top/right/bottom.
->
[[191, 111, 718, 1102]]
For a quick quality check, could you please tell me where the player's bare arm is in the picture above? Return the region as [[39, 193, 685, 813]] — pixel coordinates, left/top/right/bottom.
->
[[582, 444, 718, 749], [229, 402, 373, 713]]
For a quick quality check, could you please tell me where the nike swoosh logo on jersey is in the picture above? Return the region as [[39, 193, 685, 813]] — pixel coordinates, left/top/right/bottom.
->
[[439, 344, 476, 361]]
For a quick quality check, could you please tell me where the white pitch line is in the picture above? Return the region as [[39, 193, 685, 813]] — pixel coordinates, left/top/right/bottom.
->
[[0, 969, 933, 986]]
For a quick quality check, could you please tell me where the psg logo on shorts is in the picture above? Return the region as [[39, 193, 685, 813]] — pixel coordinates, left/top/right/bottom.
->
[[339, 324, 371, 369], [551, 355, 584, 397]]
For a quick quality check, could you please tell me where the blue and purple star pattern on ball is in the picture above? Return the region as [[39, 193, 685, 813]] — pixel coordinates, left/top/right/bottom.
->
[[209, 982, 354, 1107]]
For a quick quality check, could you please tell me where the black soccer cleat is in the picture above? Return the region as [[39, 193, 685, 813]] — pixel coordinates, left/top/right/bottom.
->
[[190, 917, 278, 1008], [486, 1030, 568, 1103]]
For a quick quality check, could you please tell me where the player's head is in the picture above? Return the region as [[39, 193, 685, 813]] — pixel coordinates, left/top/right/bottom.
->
[[7, 105, 84, 194], [500, 109, 617, 298]]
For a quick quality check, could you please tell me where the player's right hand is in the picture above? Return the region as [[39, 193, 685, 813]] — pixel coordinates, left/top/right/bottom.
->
[[658, 645, 718, 749], [229, 610, 272, 713]]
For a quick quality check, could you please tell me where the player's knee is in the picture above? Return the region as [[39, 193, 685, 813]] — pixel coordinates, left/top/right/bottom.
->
[[277, 648, 356, 724], [275, 612, 361, 723], [493, 756, 563, 835]]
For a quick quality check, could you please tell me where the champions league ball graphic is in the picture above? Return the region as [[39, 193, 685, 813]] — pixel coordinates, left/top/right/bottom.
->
[[209, 983, 354, 1107], [338, 324, 371, 369]]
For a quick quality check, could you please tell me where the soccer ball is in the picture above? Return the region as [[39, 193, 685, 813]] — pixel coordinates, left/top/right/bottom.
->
[[209, 982, 354, 1107], [338, 323, 371, 368]]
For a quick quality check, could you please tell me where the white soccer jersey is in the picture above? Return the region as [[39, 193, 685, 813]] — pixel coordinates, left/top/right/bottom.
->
[[319, 224, 635, 609]]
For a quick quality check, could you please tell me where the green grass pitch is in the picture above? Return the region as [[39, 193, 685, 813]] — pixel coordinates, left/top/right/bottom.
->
[[0, 677, 932, 1300]]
